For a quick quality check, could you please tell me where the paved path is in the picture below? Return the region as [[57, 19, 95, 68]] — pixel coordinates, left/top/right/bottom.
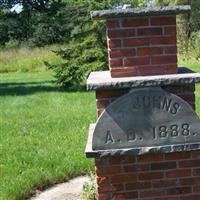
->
[[30, 176, 89, 200]]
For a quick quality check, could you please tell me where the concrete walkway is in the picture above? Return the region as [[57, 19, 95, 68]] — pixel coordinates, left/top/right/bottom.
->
[[30, 176, 89, 200]]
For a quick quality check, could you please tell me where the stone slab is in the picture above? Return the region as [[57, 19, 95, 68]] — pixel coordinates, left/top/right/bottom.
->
[[87, 67, 200, 91], [92, 87, 200, 150], [85, 124, 200, 158], [91, 5, 191, 20]]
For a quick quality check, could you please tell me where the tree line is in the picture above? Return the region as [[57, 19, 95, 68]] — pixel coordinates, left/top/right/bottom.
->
[[0, 0, 199, 87]]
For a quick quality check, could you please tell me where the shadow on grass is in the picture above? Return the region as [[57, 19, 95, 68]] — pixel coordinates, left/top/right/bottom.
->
[[0, 81, 86, 96]]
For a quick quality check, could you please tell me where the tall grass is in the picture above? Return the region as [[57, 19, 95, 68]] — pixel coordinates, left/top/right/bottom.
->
[[0, 45, 65, 73]]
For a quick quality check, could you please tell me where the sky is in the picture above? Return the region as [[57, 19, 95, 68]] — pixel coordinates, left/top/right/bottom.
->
[[10, 3, 23, 13]]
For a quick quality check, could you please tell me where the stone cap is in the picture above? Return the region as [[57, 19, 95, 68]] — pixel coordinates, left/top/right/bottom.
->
[[87, 67, 200, 91], [91, 5, 191, 20]]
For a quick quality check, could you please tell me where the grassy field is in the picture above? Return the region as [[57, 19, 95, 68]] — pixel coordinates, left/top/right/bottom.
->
[[0, 72, 96, 200], [0, 46, 64, 73]]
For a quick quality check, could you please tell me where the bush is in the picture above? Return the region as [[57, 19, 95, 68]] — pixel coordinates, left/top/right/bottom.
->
[[178, 31, 200, 63], [47, 0, 143, 87]]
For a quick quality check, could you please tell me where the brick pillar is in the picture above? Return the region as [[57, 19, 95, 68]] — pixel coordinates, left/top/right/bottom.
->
[[107, 16, 177, 77], [87, 5, 200, 200]]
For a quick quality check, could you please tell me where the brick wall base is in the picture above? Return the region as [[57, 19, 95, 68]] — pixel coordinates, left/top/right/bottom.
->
[[96, 151, 200, 200], [94, 83, 198, 200]]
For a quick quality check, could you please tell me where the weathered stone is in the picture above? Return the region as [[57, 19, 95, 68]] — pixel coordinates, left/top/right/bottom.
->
[[91, 5, 191, 20], [87, 67, 200, 91], [85, 125, 200, 158], [85, 87, 200, 157]]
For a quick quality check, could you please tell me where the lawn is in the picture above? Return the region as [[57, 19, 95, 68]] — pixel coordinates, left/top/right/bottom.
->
[[0, 72, 96, 200], [0, 64, 199, 200]]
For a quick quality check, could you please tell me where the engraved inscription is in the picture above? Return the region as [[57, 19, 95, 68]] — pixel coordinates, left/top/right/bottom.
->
[[153, 123, 191, 139], [105, 130, 114, 144], [92, 87, 200, 151], [127, 129, 136, 142], [104, 123, 198, 145], [131, 95, 181, 115]]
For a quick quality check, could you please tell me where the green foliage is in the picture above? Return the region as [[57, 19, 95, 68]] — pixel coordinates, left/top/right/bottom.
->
[[179, 31, 200, 63], [83, 173, 97, 200], [47, 0, 144, 87]]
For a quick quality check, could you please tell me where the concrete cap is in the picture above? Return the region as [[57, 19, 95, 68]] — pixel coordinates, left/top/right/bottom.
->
[[91, 5, 191, 20], [87, 67, 200, 91]]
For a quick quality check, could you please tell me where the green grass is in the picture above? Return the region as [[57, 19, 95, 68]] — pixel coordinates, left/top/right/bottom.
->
[[0, 45, 64, 73], [0, 72, 96, 200], [0, 63, 199, 200]]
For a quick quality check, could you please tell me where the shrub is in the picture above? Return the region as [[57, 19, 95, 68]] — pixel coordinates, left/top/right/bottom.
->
[[47, 0, 143, 87]]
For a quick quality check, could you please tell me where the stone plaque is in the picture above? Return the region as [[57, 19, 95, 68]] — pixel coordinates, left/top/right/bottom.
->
[[92, 87, 200, 150]]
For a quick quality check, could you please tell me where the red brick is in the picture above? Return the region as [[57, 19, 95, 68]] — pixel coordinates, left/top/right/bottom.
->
[[137, 66, 165, 76], [123, 38, 149, 47], [164, 65, 177, 74], [108, 29, 135, 38], [124, 57, 150, 66], [109, 48, 136, 58], [95, 158, 110, 167], [179, 160, 200, 168], [192, 150, 200, 158], [96, 166, 122, 176], [111, 174, 137, 183], [151, 36, 176, 45], [107, 19, 120, 29], [110, 156, 136, 165], [139, 189, 165, 198], [181, 84, 195, 93], [166, 169, 191, 178], [180, 177, 200, 185], [96, 99, 110, 110], [111, 67, 138, 77], [166, 187, 191, 195], [98, 184, 124, 192], [98, 193, 111, 200], [137, 47, 163, 56], [137, 27, 163, 36], [109, 58, 122, 67], [178, 94, 195, 102], [122, 18, 149, 27], [163, 85, 182, 94], [96, 89, 129, 99], [108, 39, 122, 48], [151, 161, 176, 170], [112, 191, 138, 200], [151, 16, 176, 26], [137, 153, 164, 162], [151, 195, 177, 200], [193, 185, 200, 193], [124, 163, 150, 172], [193, 168, 200, 176], [97, 176, 110, 185], [180, 195, 200, 200], [164, 26, 177, 35], [151, 55, 177, 64], [138, 172, 164, 180], [165, 152, 191, 160], [126, 181, 151, 190], [164, 46, 177, 54], [152, 179, 178, 188]]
